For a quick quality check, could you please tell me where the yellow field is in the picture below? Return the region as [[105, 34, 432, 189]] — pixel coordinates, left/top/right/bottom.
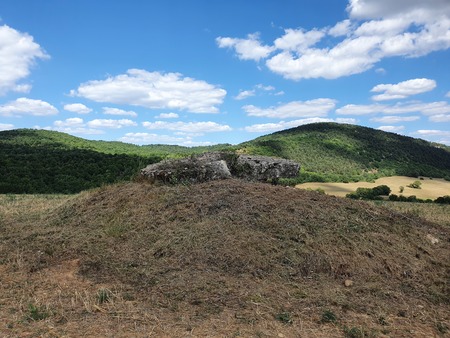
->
[[296, 176, 450, 199]]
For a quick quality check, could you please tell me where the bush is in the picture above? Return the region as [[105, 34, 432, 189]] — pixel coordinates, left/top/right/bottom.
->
[[435, 195, 450, 204], [407, 180, 422, 189]]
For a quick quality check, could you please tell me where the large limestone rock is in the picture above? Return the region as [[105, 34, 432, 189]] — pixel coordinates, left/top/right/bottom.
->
[[140, 152, 300, 184]]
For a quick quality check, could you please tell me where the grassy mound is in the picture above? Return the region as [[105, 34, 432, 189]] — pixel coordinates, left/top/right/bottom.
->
[[1, 180, 449, 336]]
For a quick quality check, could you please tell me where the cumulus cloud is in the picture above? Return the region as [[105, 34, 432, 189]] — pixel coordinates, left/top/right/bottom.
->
[[235, 90, 256, 100], [377, 125, 406, 133], [155, 112, 179, 119], [72, 69, 226, 113], [235, 84, 277, 100], [216, 33, 274, 61], [274, 28, 325, 52], [218, 1, 450, 80], [102, 107, 137, 117], [64, 103, 92, 114], [347, 0, 450, 20], [47, 118, 103, 135], [87, 119, 137, 129], [429, 114, 450, 122], [243, 99, 336, 119], [371, 78, 436, 101], [337, 101, 450, 116], [0, 123, 14, 131], [0, 25, 49, 95], [244, 117, 357, 133], [119, 132, 213, 146], [142, 121, 232, 133], [415, 129, 450, 137], [329, 20, 353, 37], [370, 115, 420, 123], [0, 97, 58, 116]]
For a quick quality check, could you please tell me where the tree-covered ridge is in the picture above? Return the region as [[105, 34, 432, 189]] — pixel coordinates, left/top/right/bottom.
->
[[238, 123, 450, 183], [1, 123, 450, 193], [0, 129, 231, 193]]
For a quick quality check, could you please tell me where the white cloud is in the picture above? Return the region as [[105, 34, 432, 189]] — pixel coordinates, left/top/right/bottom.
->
[[64, 103, 92, 114], [377, 125, 406, 132], [72, 69, 226, 113], [429, 114, 450, 122], [44, 118, 103, 135], [0, 97, 58, 116], [216, 33, 274, 61], [329, 20, 352, 37], [235, 84, 277, 100], [142, 121, 232, 133], [219, 2, 450, 80], [370, 115, 420, 123], [446, 91, 450, 98], [102, 107, 137, 117], [155, 112, 179, 119], [256, 84, 275, 91], [371, 78, 436, 101], [0, 25, 49, 95], [347, 0, 450, 20], [415, 129, 450, 137], [54, 117, 84, 127], [274, 28, 325, 52], [337, 101, 450, 116], [87, 119, 137, 129], [235, 90, 255, 100], [243, 99, 336, 119], [244, 117, 356, 133], [119, 132, 214, 146], [0, 123, 14, 131]]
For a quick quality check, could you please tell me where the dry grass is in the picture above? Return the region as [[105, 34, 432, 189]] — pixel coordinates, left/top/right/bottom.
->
[[1, 180, 449, 337], [296, 176, 450, 200]]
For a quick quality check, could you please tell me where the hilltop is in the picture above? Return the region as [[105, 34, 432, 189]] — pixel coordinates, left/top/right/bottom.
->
[[238, 123, 450, 183], [1, 123, 450, 193], [1, 179, 448, 336]]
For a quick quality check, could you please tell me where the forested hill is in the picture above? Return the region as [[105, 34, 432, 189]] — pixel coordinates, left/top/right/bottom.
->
[[1, 123, 450, 193], [0, 129, 229, 193], [237, 122, 450, 183]]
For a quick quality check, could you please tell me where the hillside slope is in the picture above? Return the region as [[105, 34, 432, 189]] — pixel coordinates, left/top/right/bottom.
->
[[1, 179, 448, 336], [1, 123, 450, 193], [238, 123, 450, 183], [0, 129, 228, 193]]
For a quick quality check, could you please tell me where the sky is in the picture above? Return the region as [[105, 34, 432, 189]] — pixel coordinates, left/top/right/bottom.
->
[[0, 0, 450, 146]]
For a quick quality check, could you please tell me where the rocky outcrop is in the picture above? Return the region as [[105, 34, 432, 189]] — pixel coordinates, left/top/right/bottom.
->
[[140, 152, 300, 184]]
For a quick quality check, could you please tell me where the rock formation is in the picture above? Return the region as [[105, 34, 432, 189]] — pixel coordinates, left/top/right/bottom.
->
[[140, 152, 300, 184]]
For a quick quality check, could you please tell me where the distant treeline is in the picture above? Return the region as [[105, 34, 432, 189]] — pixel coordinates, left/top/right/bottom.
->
[[1, 123, 450, 194]]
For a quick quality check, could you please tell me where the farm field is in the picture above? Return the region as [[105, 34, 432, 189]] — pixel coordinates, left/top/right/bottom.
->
[[296, 176, 450, 200]]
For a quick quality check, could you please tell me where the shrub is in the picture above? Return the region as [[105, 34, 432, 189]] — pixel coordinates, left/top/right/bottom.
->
[[435, 195, 450, 204], [407, 180, 422, 189]]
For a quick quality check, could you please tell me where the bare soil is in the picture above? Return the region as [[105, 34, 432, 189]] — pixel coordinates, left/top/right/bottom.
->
[[296, 176, 450, 200], [1, 179, 449, 337]]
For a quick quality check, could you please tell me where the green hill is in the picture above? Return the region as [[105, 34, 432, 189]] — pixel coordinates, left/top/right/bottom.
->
[[0, 129, 229, 193], [1, 123, 450, 193], [237, 123, 450, 184]]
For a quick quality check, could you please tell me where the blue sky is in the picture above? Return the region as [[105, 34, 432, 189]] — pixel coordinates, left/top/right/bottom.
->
[[1, 0, 449, 146]]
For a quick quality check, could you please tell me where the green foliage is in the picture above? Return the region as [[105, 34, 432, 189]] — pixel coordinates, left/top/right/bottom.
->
[[26, 303, 49, 321], [407, 180, 422, 189], [346, 185, 391, 200], [239, 123, 450, 183], [0, 129, 230, 193], [320, 310, 337, 323], [435, 195, 450, 204], [2, 123, 450, 193], [275, 311, 293, 324]]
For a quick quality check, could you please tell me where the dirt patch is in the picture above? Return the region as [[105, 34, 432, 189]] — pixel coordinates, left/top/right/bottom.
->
[[296, 176, 450, 199], [1, 180, 449, 337]]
